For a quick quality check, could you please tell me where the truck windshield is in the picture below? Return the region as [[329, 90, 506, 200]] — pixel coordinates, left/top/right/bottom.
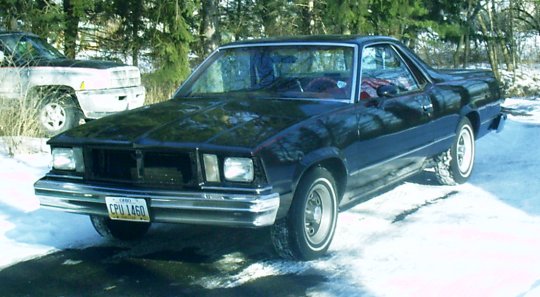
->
[[175, 45, 356, 101], [1, 35, 65, 62]]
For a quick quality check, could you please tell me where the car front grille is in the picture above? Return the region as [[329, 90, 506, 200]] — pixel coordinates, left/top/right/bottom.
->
[[86, 148, 197, 188]]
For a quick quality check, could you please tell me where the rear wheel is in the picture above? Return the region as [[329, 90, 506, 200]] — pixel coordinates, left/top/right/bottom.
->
[[90, 215, 151, 241], [38, 93, 82, 136], [434, 118, 475, 185], [271, 166, 338, 260]]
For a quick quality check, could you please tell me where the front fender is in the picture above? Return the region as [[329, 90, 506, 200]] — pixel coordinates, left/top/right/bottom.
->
[[292, 146, 349, 197]]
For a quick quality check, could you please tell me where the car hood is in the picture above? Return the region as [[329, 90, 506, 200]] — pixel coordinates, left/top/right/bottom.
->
[[50, 97, 345, 151], [31, 58, 124, 69]]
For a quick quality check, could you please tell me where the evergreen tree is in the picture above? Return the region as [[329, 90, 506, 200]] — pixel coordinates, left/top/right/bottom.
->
[[63, 0, 93, 58], [323, 0, 371, 34], [146, 0, 194, 88]]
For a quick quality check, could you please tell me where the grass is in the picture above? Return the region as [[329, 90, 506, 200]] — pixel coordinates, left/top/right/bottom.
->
[[141, 74, 179, 105], [0, 97, 42, 156], [144, 84, 176, 105]]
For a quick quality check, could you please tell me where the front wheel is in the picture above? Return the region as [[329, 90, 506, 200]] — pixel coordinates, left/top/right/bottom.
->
[[90, 215, 151, 241], [38, 93, 82, 136], [434, 118, 476, 185], [271, 167, 338, 261]]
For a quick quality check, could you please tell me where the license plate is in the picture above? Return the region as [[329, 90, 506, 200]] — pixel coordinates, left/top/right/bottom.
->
[[105, 197, 150, 222]]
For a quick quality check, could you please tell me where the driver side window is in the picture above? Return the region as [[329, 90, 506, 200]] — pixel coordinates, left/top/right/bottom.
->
[[360, 44, 419, 99]]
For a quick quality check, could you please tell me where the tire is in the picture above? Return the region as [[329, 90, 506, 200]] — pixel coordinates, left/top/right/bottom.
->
[[434, 118, 475, 185], [90, 215, 151, 241], [38, 93, 82, 136], [271, 166, 338, 261]]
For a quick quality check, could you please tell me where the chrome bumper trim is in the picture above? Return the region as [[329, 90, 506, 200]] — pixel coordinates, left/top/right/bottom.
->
[[34, 179, 280, 227], [200, 185, 273, 194]]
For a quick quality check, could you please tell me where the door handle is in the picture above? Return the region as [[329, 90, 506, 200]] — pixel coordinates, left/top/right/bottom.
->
[[422, 103, 433, 114]]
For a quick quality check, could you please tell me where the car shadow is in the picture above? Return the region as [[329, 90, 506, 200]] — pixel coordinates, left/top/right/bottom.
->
[[1, 218, 335, 296], [405, 170, 442, 186]]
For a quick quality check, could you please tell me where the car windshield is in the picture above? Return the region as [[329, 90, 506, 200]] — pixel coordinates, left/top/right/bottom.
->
[[1, 35, 65, 62], [176, 44, 356, 101]]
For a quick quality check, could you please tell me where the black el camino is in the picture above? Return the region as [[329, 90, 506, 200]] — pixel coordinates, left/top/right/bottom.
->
[[34, 35, 506, 260]]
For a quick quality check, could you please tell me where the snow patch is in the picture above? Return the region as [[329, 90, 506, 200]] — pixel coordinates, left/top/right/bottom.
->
[[503, 97, 540, 125], [0, 148, 102, 270], [195, 259, 309, 289], [501, 67, 540, 97]]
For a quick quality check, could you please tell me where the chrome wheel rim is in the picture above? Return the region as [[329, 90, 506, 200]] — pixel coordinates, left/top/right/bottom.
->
[[456, 125, 474, 176], [41, 102, 66, 131], [304, 180, 334, 247]]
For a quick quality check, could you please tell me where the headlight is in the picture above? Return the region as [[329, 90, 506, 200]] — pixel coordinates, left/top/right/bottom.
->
[[52, 148, 84, 172], [203, 154, 220, 182], [224, 157, 254, 182]]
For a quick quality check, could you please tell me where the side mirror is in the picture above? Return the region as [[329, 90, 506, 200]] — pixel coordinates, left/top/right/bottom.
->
[[377, 84, 398, 98]]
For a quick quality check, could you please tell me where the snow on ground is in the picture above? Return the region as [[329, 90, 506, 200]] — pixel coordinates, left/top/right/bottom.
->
[[500, 66, 540, 97], [504, 97, 540, 125], [0, 139, 104, 269], [0, 97, 540, 296]]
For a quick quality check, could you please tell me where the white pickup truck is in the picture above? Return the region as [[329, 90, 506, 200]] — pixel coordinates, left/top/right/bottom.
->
[[0, 31, 145, 135]]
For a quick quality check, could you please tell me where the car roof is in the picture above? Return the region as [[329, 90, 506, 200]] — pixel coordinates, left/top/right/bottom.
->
[[221, 35, 398, 47]]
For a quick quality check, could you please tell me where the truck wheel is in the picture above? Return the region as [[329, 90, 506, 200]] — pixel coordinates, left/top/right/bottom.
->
[[90, 215, 151, 241], [38, 93, 82, 136], [271, 167, 338, 260], [434, 118, 475, 185]]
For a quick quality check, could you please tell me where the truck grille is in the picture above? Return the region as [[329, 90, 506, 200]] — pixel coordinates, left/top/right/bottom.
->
[[110, 67, 141, 88], [86, 148, 196, 188]]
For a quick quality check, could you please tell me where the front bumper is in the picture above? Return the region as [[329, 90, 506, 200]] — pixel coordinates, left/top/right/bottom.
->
[[34, 178, 280, 227], [76, 85, 145, 119]]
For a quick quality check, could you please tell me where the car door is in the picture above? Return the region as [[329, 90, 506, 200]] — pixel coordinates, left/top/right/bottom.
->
[[0, 38, 25, 100], [344, 43, 433, 202]]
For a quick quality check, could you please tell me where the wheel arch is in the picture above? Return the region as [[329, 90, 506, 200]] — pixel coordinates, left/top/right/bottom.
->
[[464, 111, 480, 138], [292, 147, 348, 203], [33, 85, 84, 136], [460, 105, 480, 138], [28, 85, 81, 109]]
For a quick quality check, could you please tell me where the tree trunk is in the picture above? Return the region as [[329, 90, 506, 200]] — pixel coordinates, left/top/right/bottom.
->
[[130, 0, 144, 66], [200, 0, 220, 55], [501, 43, 514, 72], [488, 0, 514, 72], [63, 0, 80, 59], [508, 0, 517, 74], [477, 13, 500, 81], [453, 35, 464, 69], [9, 18, 18, 31], [235, 0, 242, 40], [464, 32, 470, 68], [31, 0, 48, 37], [464, 0, 482, 68], [305, 0, 315, 35]]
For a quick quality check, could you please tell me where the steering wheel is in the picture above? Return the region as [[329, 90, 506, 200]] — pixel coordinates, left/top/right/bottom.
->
[[305, 77, 339, 92]]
